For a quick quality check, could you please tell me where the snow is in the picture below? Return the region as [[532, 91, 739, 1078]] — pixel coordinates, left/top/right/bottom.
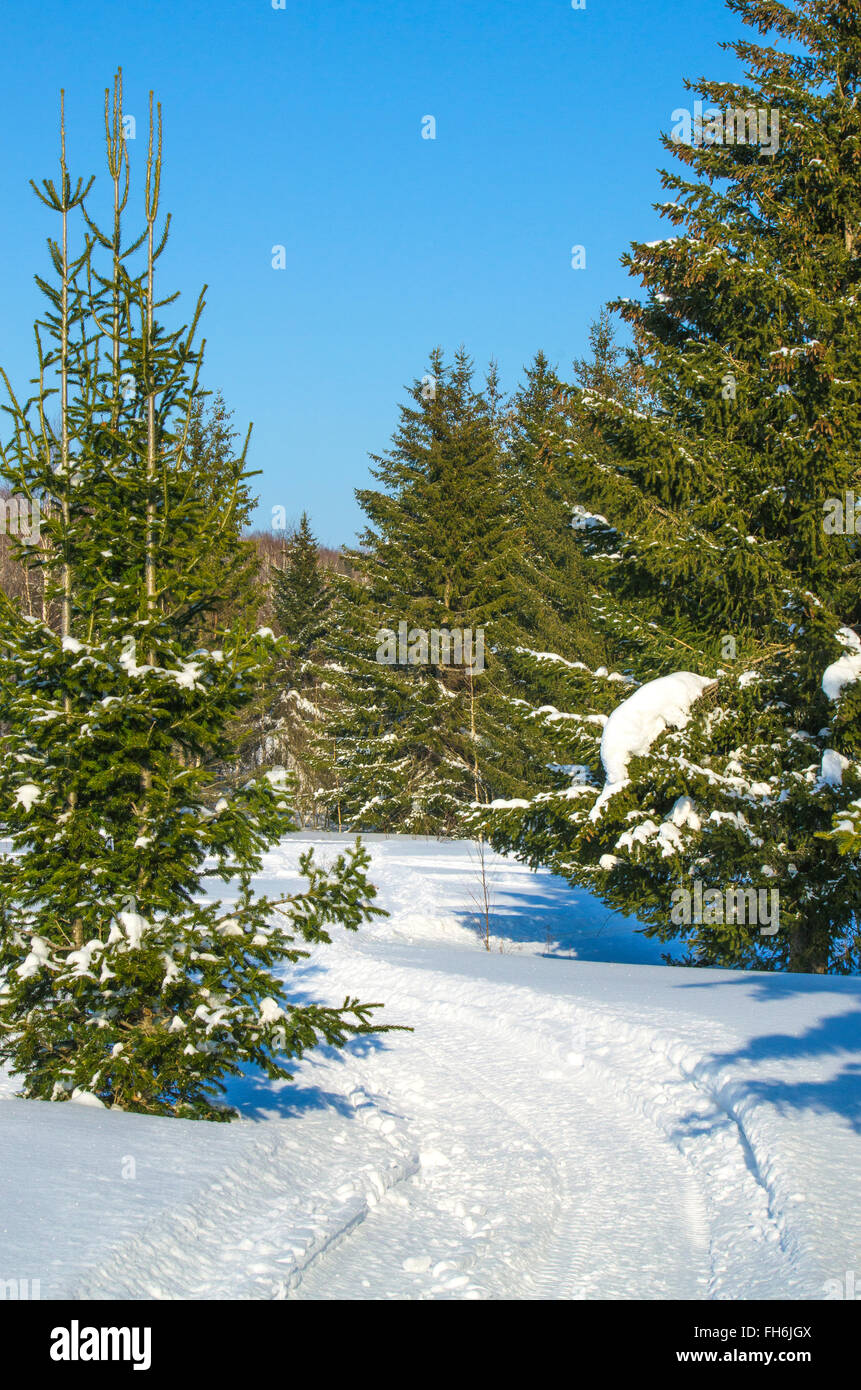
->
[[258, 997, 284, 1023], [69, 1089, 106, 1109], [819, 750, 849, 789], [17, 935, 51, 979], [1, 833, 859, 1300], [118, 638, 146, 677], [822, 627, 861, 701], [570, 505, 610, 531], [13, 783, 41, 811], [614, 793, 703, 859], [115, 910, 149, 950], [172, 661, 203, 690], [518, 648, 590, 672], [589, 671, 716, 820]]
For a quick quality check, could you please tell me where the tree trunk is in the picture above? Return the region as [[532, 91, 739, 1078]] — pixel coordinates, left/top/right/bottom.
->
[[788, 922, 828, 974]]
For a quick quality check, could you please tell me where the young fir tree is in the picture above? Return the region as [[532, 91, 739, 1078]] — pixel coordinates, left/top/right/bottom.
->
[[505, 348, 609, 666], [268, 513, 333, 824], [174, 392, 275, 793], [181, 392, 261, 642], [498, 334, 639, 791], [272, 513, 331, 663], [483, 0, 861, 974], [0, 75, 386, 1118], [312, 349, 543, 834]]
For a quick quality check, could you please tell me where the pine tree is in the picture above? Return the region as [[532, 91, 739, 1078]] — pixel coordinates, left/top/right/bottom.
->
[[506, 348, 609, 666], [0, 75, 387, 1118], [313, 349, 540, 833], [181, 392, 261, 643], [272, 513, 331, 666], [483, 0, 861, 973], [173, 392, 273, 794], [498, 341, 629, 789], [465, 328, 641, 821], [268, 513, 333, 824]]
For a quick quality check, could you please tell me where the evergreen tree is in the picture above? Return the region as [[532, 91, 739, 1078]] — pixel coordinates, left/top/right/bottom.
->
[[313, 349, 539, 833], [272, 513, 331, 666], [569, 309, 642, 409], [0, 75, 386, 1118], [483, 0, 861, 973], [464, 327, 641, 821], [174, 391, 275, 795], [268, 514, 333, 824], [498, 339, 632, 788], [506, 348, 609, 667], [181, 392, 261, 643]]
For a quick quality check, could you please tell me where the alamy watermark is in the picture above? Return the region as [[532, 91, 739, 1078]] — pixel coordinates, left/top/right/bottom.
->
[[671, 104, 780, 157], [671, 881, 779, 935], [376, 622, 485, 672], [823, 492, 860, 536], [0, 495, 40, 543], [823, 1270, 860, 1300], [0, 1276, 40, 1299], [50, 1321, 151, 1370]]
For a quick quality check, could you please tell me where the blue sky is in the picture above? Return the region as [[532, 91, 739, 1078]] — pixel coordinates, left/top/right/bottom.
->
[[0, 0, 751, 546]]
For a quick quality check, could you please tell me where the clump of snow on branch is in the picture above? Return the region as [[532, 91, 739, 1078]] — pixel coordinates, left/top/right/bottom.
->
[[589, 671, 716, 821], [822, 627, 861, 702]]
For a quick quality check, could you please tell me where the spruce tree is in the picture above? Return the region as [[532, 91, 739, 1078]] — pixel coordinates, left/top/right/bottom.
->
[[506, 348, 609, 668], [269, 513, 333, 825], [0, 75, 386, 1117], [313, 349, 538, 833], [181, 392, 261, 643], [483, 0, 861, 973], [272, 513, 331, 666], [498, 338, 633, 792]]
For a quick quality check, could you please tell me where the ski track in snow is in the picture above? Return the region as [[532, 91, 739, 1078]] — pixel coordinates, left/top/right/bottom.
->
[[282, 941, 804, 1300], [3, 835, 859, 1300]]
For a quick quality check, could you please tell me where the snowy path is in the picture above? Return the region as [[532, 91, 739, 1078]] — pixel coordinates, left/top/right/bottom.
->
[[2, 835, 859, 1300], [284, 948, 799, 1300], [290, 973, 714, 1300]]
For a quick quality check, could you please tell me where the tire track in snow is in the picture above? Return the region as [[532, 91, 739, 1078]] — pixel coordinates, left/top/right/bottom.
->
[[290, 969, 712, 1300], [297, 945, 815, 1299], [67, 1098, 420, 1300], [291, 1038, 570, 1299]]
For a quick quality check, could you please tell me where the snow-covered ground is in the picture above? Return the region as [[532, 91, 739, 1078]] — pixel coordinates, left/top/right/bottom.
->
[[2, 834, 859, 1300]]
